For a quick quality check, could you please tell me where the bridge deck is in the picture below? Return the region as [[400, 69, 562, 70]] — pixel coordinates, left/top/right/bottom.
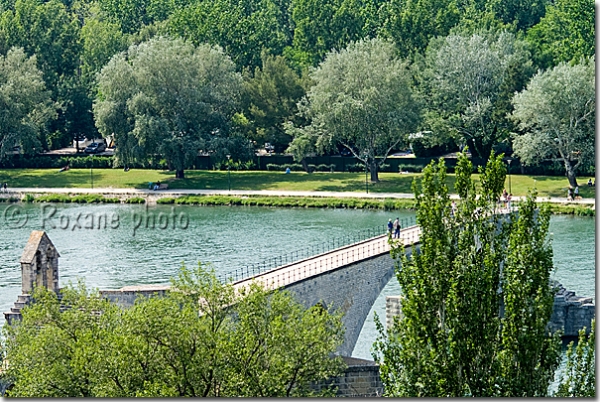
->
[[233, 225, 422, 291]]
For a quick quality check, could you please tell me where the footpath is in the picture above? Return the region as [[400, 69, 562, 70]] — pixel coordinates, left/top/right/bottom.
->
[[2, 187, 595, 205]]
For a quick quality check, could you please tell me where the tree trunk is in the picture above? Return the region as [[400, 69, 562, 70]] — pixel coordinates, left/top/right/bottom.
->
[[564, 160, 578, 188], [370, 160, 379, 182], [176, 169, 185, 179]]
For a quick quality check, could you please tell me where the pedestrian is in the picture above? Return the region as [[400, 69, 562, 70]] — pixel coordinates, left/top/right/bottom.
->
[[451, 201, 457, 217], [507, 193, 512, 210], [574, 185, 579, 199], [393, 217, 401, 239], [567, 187, 573, 201], [587, 178, 593, 187], [387, 219, 393, 235], [2, 182, 6, 193]]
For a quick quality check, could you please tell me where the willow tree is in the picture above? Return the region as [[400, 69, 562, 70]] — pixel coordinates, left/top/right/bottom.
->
[[94, 37, 243, 178], [286, 37, 419, 182], [373, 151, 561, 397], [0, 47, 56, 160], [511, 58, 595, 188]]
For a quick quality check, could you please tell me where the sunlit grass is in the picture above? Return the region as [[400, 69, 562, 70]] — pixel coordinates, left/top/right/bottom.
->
[[0, 168, 595, 199]]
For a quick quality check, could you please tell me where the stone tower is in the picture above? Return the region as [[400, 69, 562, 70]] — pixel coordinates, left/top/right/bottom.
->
[[3, 231, 60, 324]]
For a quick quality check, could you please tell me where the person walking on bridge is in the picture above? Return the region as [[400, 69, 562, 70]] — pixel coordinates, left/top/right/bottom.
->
[[387, 219, 393, 236], [393, 218, 401, 239]]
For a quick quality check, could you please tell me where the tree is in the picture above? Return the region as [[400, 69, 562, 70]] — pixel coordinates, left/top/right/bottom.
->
[[510, 58, 595, 188], [94, 37, 244, 178], [373, 151, 561, 396], [421, 31, 532, 161], [555, 319, 595, 397], [2, 264, 345, 397], [0, 0, 82, 149], [0, 47, 56, 161], [242, 53, 307, 153], [286, 0, 383, 67], [286, 37, 419, 181], [377, 0, 461, 59], [526, 0, 595, 70], [166, 0, 290, 70]]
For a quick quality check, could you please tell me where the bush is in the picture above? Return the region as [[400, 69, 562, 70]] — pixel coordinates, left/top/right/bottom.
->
[[398, 164, 425, 173], [23, 194, 35, 203], [35, 194, 72, 203], [316, 164, 335, 172], [156, 197, 175, 204], [125, 197, 146, 204], [347, 163, 365, 173]]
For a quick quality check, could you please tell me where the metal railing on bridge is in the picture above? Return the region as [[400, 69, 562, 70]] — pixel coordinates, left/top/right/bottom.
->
[[218, 216, 417, 283]]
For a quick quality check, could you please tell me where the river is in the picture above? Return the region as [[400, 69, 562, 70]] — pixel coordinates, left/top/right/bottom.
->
[[0, 203, 595, 365]]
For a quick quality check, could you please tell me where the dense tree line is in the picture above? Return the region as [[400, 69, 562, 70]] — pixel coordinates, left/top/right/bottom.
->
[[0, 0, 594, 181]]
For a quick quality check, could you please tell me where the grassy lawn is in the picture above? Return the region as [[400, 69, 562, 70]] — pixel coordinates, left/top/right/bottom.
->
[[0, 168, 595, 199]]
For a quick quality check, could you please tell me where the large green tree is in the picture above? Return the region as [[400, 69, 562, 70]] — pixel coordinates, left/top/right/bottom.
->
[[0, 47, 56, 160], [555, 319, 595, 397], [511, 58, 595, 188], [526, 0, 595, 69], [242, 53, 307, 153], [0, 0, 81, 148], [377, 0, 461, 58], [286, 0, 382, 67], [2, 264, 345, 397], [373, 151, 561, 396], [166, 0, 290, 70], [94, 37, 244, 178], [421, 31, 533, 161], [287, 37, 419, 181]]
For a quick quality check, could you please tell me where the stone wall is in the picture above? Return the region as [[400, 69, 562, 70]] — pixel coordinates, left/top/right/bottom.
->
[[284, 253, 396, 356], [312, 356, 384, 397], [99, 285, 170, 307], [386, 282, 595, 337]]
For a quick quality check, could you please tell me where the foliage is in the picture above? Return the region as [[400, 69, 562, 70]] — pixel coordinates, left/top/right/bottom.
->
[[526, 0, 595, 69], [555, 319, 596, 397], [510, 58, 595, 188], [2, 264, 346, 397], [422, 31, 533, 161], [0, 48, 56, 161], [377, 0, 460, 58], [372, 151, 561, 396], [94, 37, 243, 179], [286, 0, 382, 67], [287, 38, 419, 182], [241, 53, 307, 153], [166, 0, 290, 70]]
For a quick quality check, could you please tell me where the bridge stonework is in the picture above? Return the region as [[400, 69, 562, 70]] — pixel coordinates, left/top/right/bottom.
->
[[283, 252, 398, 356]]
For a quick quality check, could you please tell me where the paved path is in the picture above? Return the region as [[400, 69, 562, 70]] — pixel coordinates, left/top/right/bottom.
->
[[1, 187, 595, 205], [231, 225, 421, 291]]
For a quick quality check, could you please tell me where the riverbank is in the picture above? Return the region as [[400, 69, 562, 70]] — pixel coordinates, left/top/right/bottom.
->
[[0, 189, 594, 216]]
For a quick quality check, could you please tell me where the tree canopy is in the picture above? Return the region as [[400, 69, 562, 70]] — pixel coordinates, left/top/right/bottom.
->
[[421, 31, 532, 161], [2, 264, 345, 397], [0, 47, 56, 160], [373, 151, 561, 396], [94, 37, 245, 177], [286, 37, 419, 181], [511, 58, 595, 187]]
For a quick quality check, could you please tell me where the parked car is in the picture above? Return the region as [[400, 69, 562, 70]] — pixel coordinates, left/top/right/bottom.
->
[[84, 142, 107, 154]]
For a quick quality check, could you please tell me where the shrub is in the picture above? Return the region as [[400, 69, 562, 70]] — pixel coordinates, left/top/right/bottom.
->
[[157, 197, 175, 204], [125, 197, 146, 204], [35, 194, 72, 203], [23, 194, 35, 203], [316, 164, 335, 172]]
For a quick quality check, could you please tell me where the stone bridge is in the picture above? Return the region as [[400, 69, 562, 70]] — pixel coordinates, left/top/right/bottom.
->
[[5, 218, 596, 358]]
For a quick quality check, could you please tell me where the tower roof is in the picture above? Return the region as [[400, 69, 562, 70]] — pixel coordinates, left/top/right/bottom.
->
[[20, 231, 60, 264]]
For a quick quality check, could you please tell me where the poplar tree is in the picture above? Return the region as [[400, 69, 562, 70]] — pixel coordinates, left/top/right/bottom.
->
[[373, 151, 561, 396]]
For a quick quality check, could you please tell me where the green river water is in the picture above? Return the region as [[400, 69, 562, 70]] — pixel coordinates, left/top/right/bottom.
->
[[0, 203, 595, 365]]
